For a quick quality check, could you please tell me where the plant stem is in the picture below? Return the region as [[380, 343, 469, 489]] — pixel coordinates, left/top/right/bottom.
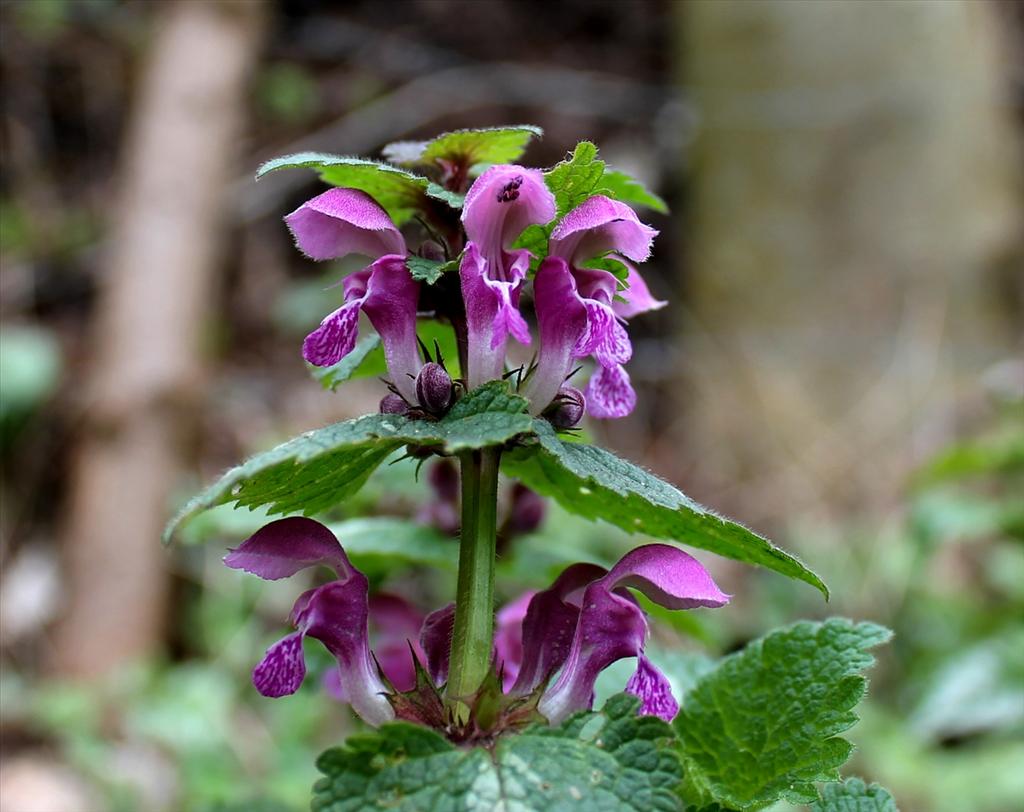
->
[[446, 447, 500, 712]]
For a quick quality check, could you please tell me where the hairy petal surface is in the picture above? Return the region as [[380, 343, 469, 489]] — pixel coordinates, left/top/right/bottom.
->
[[512, 562, 607, 695], [285, 187, 405, 261], [493, 590, 535, 691], [539, 545, 727, 724], [549, 195, 657, 266], [224, 516, 351, 580], [460, 165, 553, 388], [298, 578, 393, 726], [358, 255, 422, 402], [585, 363, 637, 419], [459, 245, 531, 387], [525, 257, 589, 415], [462, 165, 554, 272], [538, 586, 646, 724], [420, 602, 456, 686], [603, 544, 731, 610]]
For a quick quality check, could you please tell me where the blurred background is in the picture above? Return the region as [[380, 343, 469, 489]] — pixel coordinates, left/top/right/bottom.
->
[[1, 1, 1021, 810]]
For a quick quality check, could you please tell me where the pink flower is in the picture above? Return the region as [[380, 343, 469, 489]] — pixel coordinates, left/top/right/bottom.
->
[[458, 165, 555, 388], [526, 195, 660, 419], [286, 188, 421, 403]]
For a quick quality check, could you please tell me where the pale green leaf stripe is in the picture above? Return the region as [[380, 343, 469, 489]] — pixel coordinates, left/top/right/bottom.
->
[[312, 694, 683, 812], [502, 421, 827, 596], [675, 619, 892, 810], [164, 382, 533, 543], [327, 517, 457, 573], [310, 334, 383, 391], [811, 777, 900, 812]]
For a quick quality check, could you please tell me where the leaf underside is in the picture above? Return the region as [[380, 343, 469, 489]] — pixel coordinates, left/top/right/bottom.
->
[[163, 382, 532, 543], [255, 153, 452, 225]]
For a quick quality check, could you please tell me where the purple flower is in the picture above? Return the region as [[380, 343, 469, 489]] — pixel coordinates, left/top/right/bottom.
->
[[286, 188, 421, 403], [524, 545, 728, 723], [525, 195, 659, 419], [493, 590, 535, 691], [323, 593, 426, 700], [227, 521, 726, 730], [459, 165, 555, 388], [224, 517, 396, 726]]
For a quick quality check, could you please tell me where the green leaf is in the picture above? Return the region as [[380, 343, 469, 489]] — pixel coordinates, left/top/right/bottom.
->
[[405, 255, 458, 285], [383, 126, 542, 169], [309, 334, 383, 391], [255, 153, 456, 225], [811, 777, 900, 812], [582, 255, 631, 283], [913, 429, 1024, 485], [502, 421, 827, 596], [422, 125, 543, 166], [513, 143, 666, 271], [326, 517, 456, 578], [164, 382, 533, 542], [598, 168, 669, 214], [545, 141, 607, 218], [674, 619, 892, 810], [312, 694, 683, 812]]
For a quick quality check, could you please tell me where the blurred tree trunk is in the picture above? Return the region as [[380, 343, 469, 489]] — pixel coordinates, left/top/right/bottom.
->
[[672, 0, 1022, 527], [52, 1, 265, 678]]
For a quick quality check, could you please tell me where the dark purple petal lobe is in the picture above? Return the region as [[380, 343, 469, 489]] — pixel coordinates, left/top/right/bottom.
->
[[252, 631, 306, 697], [420, 602, 456, 686], [626, 654, 679, 722], [224, 517, 350, 580]]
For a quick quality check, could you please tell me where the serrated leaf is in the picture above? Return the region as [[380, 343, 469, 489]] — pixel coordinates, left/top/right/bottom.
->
[[164, 382, 533, 542], [514, 143, 665, 271], [674, 619, 892, 810], [405, 255, 458, 285], [545, 141, 607, 218], [598, 168, 669, 214], [811, 777, 900, 812], [309, 334, 383, 391], [425, 181, 465, 209], [311, 694, 683, 812], [502, 421, 827, 596], [422, 125, 543, 166], [255, 153, 456, 224], [382, 126, 543, 171]]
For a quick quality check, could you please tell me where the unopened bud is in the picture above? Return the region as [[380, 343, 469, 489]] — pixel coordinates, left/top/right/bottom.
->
[[418, 240, 446, 262], [545, 386, 585, 429], [508, 483, 546, 536], [380, 393, 409, 415], [415, 362, 454, 415]]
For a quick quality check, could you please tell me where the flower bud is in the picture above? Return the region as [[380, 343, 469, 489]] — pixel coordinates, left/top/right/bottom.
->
[[415, 362, 454, 415], [507, 483, 546, 536], [379, 393, 409, 415], [545, 386, 585, 429], [418, 240, 446, 262]]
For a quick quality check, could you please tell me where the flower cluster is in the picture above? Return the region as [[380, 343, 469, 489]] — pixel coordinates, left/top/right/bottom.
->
[[286, 164, 664, 421], [226, 517, 728, 729]]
